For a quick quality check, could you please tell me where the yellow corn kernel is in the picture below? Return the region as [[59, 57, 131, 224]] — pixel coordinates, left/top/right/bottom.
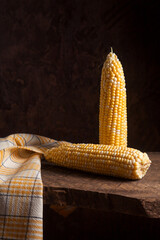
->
[[44, 142, 151, 180], [99, 49, 127, 146]]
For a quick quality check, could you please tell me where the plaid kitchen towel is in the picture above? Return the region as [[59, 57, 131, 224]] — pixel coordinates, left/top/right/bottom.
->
[[0, 133, 57, 240]]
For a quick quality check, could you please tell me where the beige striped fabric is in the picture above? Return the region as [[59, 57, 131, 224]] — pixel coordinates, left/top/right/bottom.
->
[[0, 133, 57, 240]]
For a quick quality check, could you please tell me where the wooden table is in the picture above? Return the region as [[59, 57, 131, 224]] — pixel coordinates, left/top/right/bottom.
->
[[42, 152, 160, 218]]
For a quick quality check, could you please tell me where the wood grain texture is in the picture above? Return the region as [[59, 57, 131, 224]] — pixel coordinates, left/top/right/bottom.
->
[[0, 0, 160, 151], [42, 152, 160, 218]]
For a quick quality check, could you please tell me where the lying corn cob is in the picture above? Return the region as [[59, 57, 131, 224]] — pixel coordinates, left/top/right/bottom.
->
[[44, 142, 151, 180], [99, 49, 127, 146]]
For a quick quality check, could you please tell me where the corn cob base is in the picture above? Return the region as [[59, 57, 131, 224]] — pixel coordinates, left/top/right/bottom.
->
[[44, 142, 151, 180]]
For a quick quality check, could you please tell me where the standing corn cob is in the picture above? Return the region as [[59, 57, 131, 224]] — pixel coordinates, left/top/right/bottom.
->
[[44, 142, 151, 180], [99, 49, 127, 146]]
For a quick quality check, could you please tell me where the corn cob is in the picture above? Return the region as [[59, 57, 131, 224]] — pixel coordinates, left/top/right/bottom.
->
[[99, 49, 127, 146], [44, 142, 151, 180]]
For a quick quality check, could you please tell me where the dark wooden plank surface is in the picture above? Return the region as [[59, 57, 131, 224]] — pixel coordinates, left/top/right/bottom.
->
[[42, 152, 160, 218]]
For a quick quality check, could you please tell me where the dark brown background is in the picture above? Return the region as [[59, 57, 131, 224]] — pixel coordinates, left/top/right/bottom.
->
[[0, 0, 159, 151]]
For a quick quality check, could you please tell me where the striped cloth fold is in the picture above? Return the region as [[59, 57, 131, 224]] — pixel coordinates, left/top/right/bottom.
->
[[0, 133, 57, 240]]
